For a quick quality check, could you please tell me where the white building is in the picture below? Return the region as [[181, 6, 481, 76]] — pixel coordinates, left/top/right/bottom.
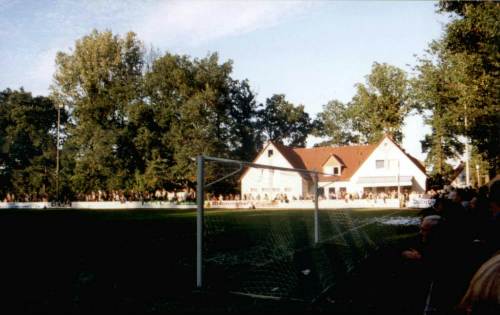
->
[[241, 136, 427, 200]]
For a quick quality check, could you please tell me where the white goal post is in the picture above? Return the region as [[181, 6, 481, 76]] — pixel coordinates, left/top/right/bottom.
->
[[195, 155, 329, 289]]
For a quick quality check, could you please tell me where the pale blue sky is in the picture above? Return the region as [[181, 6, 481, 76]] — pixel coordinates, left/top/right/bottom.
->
[[0, 0, 450, 161]]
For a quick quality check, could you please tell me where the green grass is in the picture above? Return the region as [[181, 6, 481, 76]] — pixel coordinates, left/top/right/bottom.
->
[[0, 208, 419, 314]]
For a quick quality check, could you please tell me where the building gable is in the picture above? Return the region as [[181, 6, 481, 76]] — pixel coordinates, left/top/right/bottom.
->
[[350, 136, 427, 191], [239, 141, 309, 181], [240, 141, 307, 199], [256, 142, 294, 168], [322, 154, 343, 168], [322, 155, 344, 176], [352, 137, 426, 178]]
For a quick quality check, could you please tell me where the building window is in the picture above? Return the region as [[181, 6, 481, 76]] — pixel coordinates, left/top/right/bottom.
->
[[333, 167, 339, 175], [376, 160, 385, 169], [328, 188, 336, 199], [318, 187, 325, 198], [268, 149, 273, 157]]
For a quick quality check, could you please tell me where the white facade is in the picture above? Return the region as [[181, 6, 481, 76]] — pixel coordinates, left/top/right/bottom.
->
[[240, 142, 307, 200], [348, 137, 427, 194], [241, 137, 427, 200]]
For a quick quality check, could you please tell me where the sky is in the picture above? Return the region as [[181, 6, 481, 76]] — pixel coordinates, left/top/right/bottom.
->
[[0, 0, 451, 161]]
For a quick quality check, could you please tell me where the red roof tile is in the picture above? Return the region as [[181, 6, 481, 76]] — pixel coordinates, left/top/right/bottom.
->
[[270, 141, 312, 179], [291, 144, 377, 181]]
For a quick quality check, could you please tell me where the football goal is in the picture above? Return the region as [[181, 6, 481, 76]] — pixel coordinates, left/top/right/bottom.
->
[[195, 155, 321, 286], [194, 155, 410, 302]]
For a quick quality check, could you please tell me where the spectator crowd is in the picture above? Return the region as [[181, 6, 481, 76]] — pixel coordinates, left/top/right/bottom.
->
[[398, 181, 499, 314]]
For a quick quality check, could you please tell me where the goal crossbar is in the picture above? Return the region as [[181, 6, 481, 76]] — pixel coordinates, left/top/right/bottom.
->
[[200, 155, 333, 176]]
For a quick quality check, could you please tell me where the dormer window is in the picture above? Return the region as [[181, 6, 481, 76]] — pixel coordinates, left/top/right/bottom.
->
[[268, 149, 273, 157], [333, 167, 339, 175], [323, 166, 341, 176], [322, 154, 343, 176]]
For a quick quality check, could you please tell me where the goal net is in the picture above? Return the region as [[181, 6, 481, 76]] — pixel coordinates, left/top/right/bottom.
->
[[195, 155, 412, 302]]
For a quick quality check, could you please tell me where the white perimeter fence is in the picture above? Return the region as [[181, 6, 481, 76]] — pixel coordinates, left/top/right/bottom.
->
[[0, 197, 432, 210]]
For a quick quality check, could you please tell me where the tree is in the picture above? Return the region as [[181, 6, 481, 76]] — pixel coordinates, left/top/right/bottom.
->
[[226, 79, 262, 162], [141, 150, 171, 191], [412, 41, 464, 176], [135, 50, 261, 191], [137, 53, 193, 189], [314, 99, 357, 146], [144, 53, 234, 187], [0, 89, 65, 200], [258, 94, 313, 147], [348, 62, 411, 144], [437, 0, 500, 175], [51, 30, 145, 194]]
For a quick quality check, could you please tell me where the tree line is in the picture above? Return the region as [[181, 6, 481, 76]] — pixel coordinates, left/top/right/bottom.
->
[[312, 1, 498, 186], [0, 1, 498, 201], [1, 32, 315, 200]]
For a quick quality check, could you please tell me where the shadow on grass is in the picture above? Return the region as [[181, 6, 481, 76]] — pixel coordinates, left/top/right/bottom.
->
[[0, 209, 420, 314]]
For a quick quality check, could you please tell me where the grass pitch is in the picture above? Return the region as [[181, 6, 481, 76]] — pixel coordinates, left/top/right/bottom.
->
[[0, 208, 419, 314]]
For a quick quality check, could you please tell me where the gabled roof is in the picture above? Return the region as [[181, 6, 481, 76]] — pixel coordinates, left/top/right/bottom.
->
[[321, 154, 344, 168], [238, 141, 311, 180], [271, 141, 308, 170], [292, 144, 377, 181], [242, 135, 426, 182]]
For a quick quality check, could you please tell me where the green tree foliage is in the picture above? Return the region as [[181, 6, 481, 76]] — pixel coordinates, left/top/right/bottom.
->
[[314, 99, 358, 146], [0, 89, 65, 200], [136, 53, 192, 189], [227, 79, 262, 162], [258, 94, 313, 147], [348, 62, 411, 144], [437, 0, 500, 175], [166, 53, 235, 185], [50, 29, 264, 196], [143, 53, 261, 188], [51, 30, 145, 194], [412, 42, 464, 176]]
